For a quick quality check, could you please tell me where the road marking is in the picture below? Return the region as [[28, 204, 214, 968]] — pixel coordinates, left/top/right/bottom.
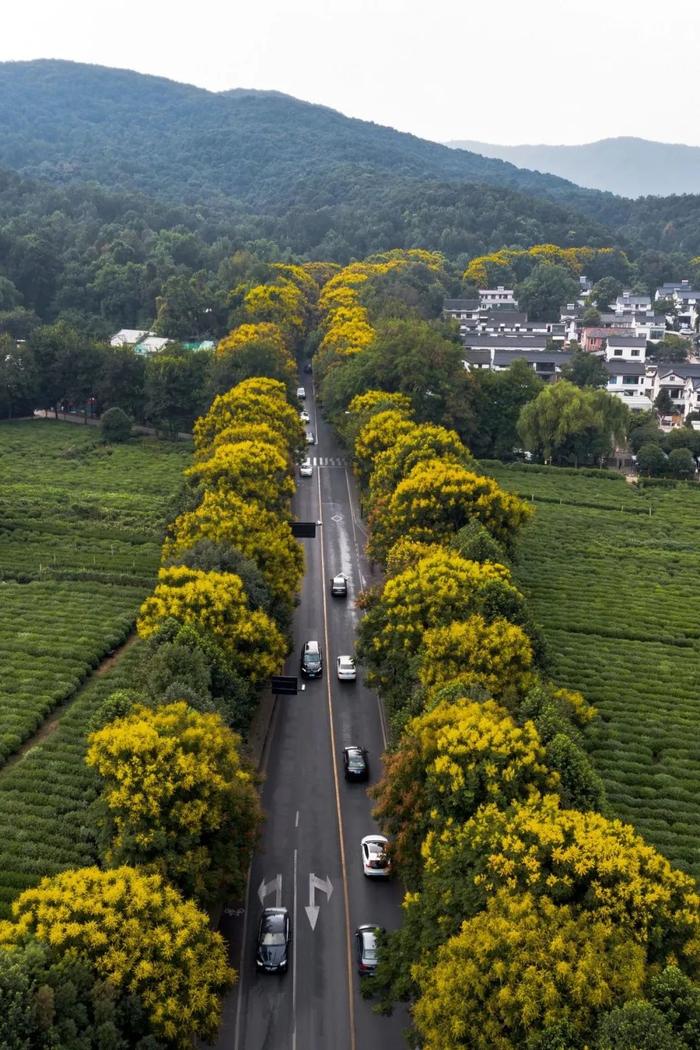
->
[[304, 873, 334, 930], [295, 809, 299, 828], [292, 846, 298, 1050], [316, 463, 357, 1050], [257, 873, 282, 909]]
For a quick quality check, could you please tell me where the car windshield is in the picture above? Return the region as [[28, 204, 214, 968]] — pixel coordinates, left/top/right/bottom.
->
[[349, 754, 364, 767], [261, 931, 286, 946], [306, 654, 320, 665]]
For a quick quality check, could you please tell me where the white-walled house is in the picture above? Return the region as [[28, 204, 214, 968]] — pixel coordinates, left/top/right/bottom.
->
[[604, 333, 647, 363], [614, 291, 652, 316], [479, 286, 518, 308], [110, 328, 150, 347], [646, 363, 700, 416], [605, 359, 650, 408]]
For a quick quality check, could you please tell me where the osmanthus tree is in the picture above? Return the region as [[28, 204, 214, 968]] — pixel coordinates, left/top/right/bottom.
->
[[193, 377, 304, 458], [137, 566, 285, 684], [367, 421, 475, 512], [455, 793, 700, 977], [186, 438, 295, 513], [366, 459, 532, 565], [371, 698, 556, 886], [412, 890, 647, 1050], [239, 279, 308, 349], [353, 408, 415, 489], [357, 548, 529, 699], [418, 614, 535, 700], [0, 866, 233, 1048], [207, 321, 297, 397], [163, 489, 304, 609], [87, 702, 262, 906]]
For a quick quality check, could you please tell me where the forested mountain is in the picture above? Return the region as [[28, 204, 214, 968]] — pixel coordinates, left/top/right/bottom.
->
[[447, 137, 700, 199]]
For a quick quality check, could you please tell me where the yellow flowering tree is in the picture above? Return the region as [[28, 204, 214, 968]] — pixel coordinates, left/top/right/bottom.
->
[[240, 281, 307, 347], [367, 460, 533, 565], [367, 422, 474, 512], [354, 408, 416, 488], [371, 699, 555, 885], [193, 377, 304, 457], [418, 614, 534, 700], [357, 550, 526, 699], [210, 322, 297, 394], [186, 438, 294, 513], [137, 566, 284, 683], [204, 420, 290, 460], [164, 489, 304, 607], [413, 890, 647, 1050], [87, 702, 262, 905], [460, 793, 700, 976], [0, 866, 233, 1048], [343, 389, 413, 448]]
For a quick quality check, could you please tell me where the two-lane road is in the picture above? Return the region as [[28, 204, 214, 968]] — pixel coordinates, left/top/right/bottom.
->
[[214, 383, 406, 1050]]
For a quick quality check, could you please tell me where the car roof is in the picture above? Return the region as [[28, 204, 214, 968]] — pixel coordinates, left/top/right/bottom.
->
[[333, 573, 346, 581], [304, 640, 320, 652], [262, 909, 287, 928], [362, 835, 388, 847], [338, 654, 354, 663]]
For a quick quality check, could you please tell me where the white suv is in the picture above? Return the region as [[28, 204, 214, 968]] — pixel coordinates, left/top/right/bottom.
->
[[300, 458, 313, 477]]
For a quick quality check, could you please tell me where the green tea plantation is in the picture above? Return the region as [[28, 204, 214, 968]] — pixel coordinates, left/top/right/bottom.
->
[[486, 462, 700, 878]]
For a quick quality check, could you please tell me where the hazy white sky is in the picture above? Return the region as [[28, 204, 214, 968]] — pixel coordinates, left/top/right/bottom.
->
[[3, 0, 700, 146]]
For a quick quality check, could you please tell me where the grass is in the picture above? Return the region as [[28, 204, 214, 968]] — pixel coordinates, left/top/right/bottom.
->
[[486, 462, 700, 878], [0, 420, 188, 763]]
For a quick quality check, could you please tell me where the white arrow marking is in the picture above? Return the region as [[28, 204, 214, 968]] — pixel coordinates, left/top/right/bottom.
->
[[257, 873, 282, 909], [304, 873, 333, 930]]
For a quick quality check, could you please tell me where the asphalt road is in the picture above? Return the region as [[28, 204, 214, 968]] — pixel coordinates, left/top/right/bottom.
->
[[213, 383, 407, 1050]]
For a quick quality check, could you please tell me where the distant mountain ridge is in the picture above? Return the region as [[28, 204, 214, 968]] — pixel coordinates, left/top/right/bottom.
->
[[445, 137, 700, 198]]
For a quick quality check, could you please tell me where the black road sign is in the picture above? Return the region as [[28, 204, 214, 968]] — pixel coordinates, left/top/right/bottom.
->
[[270, 675, 298, 695], [291, 521, 317, 538]]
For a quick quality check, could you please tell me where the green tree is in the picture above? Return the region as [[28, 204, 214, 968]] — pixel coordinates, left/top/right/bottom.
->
[[469, 359, 544, 458], [144, 350, 209, 434], [517, 264, 579, 321], [649, 334, 690, 364], [562, 349, 610, 389], [0, 335, 37, 418], [100, 406, 132, 443], [518, 380, 629, 465], [655, 388, 675, 416], [637, 442, 667, 476], [590, 276, 623, 310], [667, 447, 696, 479]]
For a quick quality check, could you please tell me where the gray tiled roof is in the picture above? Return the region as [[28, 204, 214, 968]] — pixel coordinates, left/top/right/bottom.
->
[[605, 360, 645, 376], [462, 334, 550, 350], [444, 299, 480, 311]]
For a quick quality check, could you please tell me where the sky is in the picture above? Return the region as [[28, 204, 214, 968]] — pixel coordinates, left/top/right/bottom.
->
[[2, 0, 700, 146]]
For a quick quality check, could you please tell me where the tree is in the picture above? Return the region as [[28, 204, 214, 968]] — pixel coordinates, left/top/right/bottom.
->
[[193, 377, 304, 459], [667, 447, 696, 479], [562, 349, 610, 389], [186, 439, 295, 513], [516, 264, 579, 321], [637, 442, 667, 476], [0, 335, 37, 419], [649, 334, 690, 364], [100, 405, 132, 442], [371, 698, 554, 884], [469, 359, 544, 458], [353, 409, 416, 488], [413, 891, 647, 1050], [0, 937, 166, 1049], [368, 422, 474, 510], [207, 322, 297, 397], [144, 350, 209, 435], [87, 702, 262, 905], [596, 1003, 686, 1050], [590, 276, 624, 310], [342, 389, 413, 449], [367, 459, 532, 565], [518, 380, 629, 465], [0, 866, 233, 1048], [418, 614, 534, 698], [137, 566, 285, 683], [460, 793, 700, 974], [655, 388, 675, 416], [163, 490, 304, 609]]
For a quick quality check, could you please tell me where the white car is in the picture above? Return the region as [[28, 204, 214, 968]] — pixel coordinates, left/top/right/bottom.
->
[[306, 430, 315, 445], [300, 458, 313, 477], [361, 835, 391, 877], [337, 655, 356, 681], [300, 410, 310, 423], [296, 386, 306, 400]]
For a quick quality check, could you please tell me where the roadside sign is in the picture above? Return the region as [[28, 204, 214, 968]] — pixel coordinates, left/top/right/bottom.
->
[[292, 521, 317, 538], [271, 675, 298, 695]]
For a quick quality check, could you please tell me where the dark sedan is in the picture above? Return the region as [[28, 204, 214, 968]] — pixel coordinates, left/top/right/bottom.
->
[[300, 640, 323, 678], [343, 745, 369, 782], [256, 908, 290, 974]]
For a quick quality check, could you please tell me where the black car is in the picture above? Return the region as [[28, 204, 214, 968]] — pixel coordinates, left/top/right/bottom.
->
[[301, 640, 323, 678], [303, 362, 313, 374], [355, 924, 382, 975], [256, 908, 290, 973], [343, 745, 369, 782]]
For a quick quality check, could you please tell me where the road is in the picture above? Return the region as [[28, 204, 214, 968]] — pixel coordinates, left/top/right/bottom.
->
[[213, 383, 407, 1050]]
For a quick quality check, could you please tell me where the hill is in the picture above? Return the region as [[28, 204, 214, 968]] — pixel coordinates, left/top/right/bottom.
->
[[446, 137, 700, 199], [0, 59, 603, 212]]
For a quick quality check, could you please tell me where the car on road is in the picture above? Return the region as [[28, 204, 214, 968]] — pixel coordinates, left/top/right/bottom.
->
[[361, 835, 391, 877], [330, 573, 348, 596], [300, 458, 313, 477], [355, 924, 382, 975], [343, 745, 369, 781], [303, 362, 313, 374], [300, 640, 323, 678], [256, 908, 290, 973], [305, 430, 315, 445], [296, 386, 306, 400], [337, 655, 356, 681], [299, 409, 310, 423]]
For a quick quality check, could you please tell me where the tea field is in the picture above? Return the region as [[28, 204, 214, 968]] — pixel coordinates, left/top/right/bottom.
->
[[486, 462, 700, 878], [0, 421, 188, 763]]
